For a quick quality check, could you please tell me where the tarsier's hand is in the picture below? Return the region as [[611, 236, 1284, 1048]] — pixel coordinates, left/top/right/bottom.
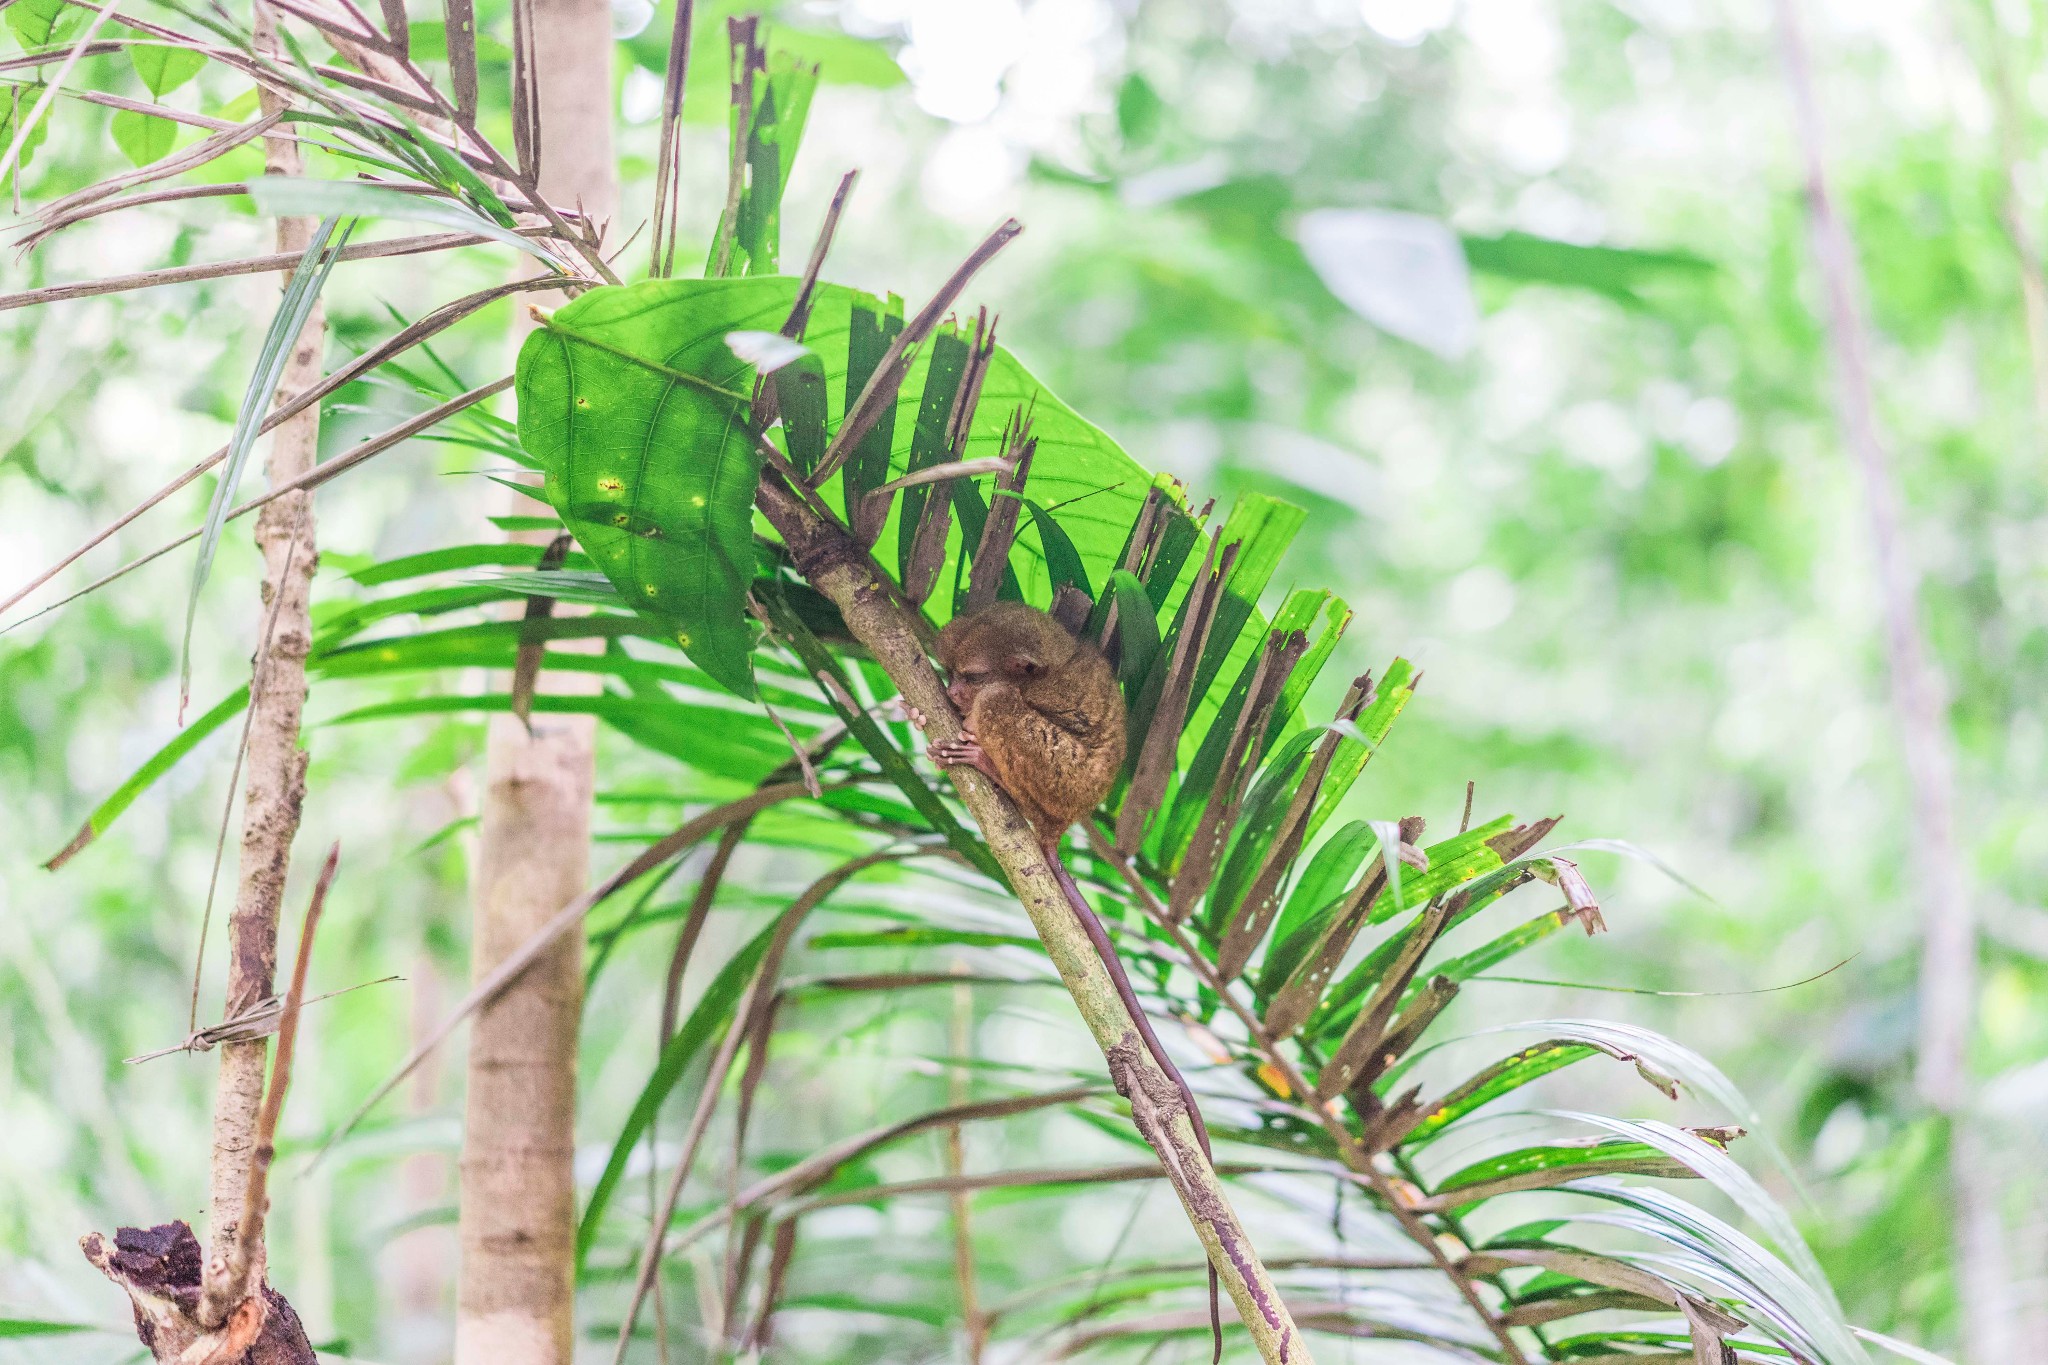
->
[[927, 729, 997, 783]]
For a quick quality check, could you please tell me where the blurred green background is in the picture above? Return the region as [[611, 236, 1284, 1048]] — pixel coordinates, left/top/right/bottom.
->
[[4, 0, 2045, 1358]]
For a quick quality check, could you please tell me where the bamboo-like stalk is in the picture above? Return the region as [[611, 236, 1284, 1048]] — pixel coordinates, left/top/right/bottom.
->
[[755, 472, 1310, 1365], [198, 0, 325, 1325], [452, 0, 616, 1354], [1770, 0, 1975, 1116], [1773, 5, 2001, 1357], [946, 970, 988, 1363]]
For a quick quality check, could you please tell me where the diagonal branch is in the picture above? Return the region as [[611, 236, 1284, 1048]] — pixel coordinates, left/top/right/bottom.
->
[[3, 281, 547, 619], [755, 468, 1309, 1365], [4, 377, 514, 635], [1083, 826, 1533, 1365]]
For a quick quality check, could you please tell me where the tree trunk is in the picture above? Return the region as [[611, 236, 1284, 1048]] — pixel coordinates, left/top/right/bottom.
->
[[203, 0, 323, 1309], [452, 0, 617, 1356]]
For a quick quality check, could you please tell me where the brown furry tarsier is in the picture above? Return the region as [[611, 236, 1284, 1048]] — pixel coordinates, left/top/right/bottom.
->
[[915, 603, 1226, 1358], [928, 602, 1125, 840]]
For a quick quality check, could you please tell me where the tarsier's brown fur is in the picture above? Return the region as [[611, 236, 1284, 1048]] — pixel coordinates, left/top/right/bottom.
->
[[931, 601, 1126, 847]]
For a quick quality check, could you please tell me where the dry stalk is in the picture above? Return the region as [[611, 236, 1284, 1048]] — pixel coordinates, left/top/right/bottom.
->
[[200, 0, 325, 1316]]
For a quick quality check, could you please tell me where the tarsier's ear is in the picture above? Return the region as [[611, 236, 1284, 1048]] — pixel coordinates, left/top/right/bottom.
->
[[1005, 653, 1042, 677]]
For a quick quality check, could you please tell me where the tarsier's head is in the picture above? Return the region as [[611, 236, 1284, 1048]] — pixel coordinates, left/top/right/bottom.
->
[[935, 602, 1081, 713]]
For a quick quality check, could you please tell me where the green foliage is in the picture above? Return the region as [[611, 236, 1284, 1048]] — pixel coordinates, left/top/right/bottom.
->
[[4, 0, 2020, 1358], [0, 87, 49, 183], [515, 280, 774, 696], [491, 203, 1877, 1361], [4, 0, 78, 49], [127, 42, 205, 97], [109, 108, 177, 167], [513, 276, 1158, 697]]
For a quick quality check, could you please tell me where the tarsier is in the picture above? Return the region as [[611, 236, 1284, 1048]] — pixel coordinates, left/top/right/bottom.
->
[[915, 603, 1225, 1351]]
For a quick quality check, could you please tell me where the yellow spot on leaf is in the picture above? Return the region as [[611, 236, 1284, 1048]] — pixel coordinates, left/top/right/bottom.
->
[[1254, 1063, 1291, 1098], [597, 476, 624, 492]]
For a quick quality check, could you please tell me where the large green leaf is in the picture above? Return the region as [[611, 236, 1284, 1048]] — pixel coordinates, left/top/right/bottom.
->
[[515, 278, 778, 697], [513, 277, 1162, 698]]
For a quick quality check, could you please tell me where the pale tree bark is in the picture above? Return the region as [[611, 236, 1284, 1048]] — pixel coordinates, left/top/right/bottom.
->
[[204, 0, 324, 1311], [452, 0, 617, 1356], [1771, 4, 2005, 1358], [1952, 0, 2048, 420]]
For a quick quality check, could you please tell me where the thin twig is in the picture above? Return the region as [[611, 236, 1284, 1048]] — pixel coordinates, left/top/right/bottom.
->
[[317, 782, 825, 1162], [0, 78, 239, 130], [2, 377, 513, 635], [0, 231, 502, 312], [1, 282, 550, 620], [612, 845, 920, 1364], [31, 110, 280, 228], [127, 977, 400, 1063], [784, 168, 857, 337], [807, 218, 1023, 487], [23, 182, 251, 250], [648, 0, 694, 277], [865, 456, 1015, 498]]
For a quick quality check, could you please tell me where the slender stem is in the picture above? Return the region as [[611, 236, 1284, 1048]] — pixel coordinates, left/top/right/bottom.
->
[[947, 968, 988, 1363], [0, 231, 499, 312], [1771, 0, 1974, 1115]]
